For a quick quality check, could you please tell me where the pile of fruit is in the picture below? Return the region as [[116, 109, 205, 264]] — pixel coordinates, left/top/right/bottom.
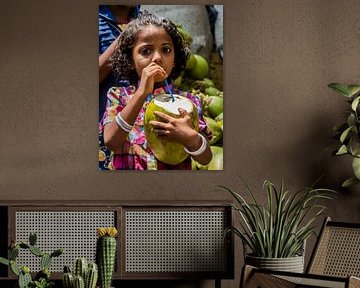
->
[[175, 25, 224, 170]]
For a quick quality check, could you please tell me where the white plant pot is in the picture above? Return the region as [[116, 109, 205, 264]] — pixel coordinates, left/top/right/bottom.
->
[[245, 254, 305, 273]]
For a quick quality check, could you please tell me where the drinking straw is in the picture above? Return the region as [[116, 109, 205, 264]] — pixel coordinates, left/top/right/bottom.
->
[[164, 79, 175, 102]]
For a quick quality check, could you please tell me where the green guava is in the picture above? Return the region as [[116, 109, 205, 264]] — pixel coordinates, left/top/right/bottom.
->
[[144, 94, 199, 165]]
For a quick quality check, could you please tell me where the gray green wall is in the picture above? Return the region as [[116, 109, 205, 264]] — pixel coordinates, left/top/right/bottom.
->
[[1, 1, 359, 287]]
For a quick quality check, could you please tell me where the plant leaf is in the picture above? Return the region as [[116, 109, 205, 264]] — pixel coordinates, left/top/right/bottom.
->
[[328, 83, 351, 97], [340, 126, 353, 143], [336, 144, 348, 155], [347, 85, 360, 97], [342, 177, 360, 188], [351, 96, 360, 111], [0, 257, 9, 266]]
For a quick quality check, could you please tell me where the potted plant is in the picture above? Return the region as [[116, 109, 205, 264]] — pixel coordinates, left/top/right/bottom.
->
[[221, 178, 335, 273], [0, 232, 63, 288], [328, 82, 360, 187]]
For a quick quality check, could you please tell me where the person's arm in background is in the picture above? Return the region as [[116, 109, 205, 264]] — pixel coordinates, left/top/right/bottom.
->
[[99, 37, 119, 83]]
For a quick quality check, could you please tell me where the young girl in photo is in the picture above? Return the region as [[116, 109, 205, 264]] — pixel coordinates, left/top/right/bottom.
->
[[99, 11, 212, 170]]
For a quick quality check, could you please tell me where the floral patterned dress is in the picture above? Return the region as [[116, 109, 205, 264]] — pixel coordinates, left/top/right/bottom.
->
[[99, 83, 209, 170]]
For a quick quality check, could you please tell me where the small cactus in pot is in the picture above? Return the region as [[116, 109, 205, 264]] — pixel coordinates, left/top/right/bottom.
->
[[96, 227, 118, 288]]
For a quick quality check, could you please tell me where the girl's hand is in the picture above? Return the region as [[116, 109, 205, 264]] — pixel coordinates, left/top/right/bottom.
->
[[149, 108, 199, 147], [137, 62, 168, 97]]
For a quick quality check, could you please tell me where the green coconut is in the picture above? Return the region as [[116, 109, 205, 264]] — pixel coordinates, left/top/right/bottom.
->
[[192, 146, 223, 170], [144, 94, 199, 165], [187, 54, 209, 80], [185, 53, 197, 70], [207, 96, 223, 118], [208, 146, 223, 170], [205, 87, 221, 96]]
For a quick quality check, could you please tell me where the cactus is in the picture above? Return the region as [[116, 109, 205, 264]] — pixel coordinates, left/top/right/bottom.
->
[[35, 268, 50, 282], [74, 275, 85, 288], [10, 260, 21, 276], [29, 232, 37, 246], [63, 272, 74, 288], [0, 232, 63, 288], [9, 246, 19, 260], [29, 245, 44, 257], [96, 227, 118, 288], [74, 258, 88, 279], [41, 253, 52, 269], [18, 269, 32, 288], [85, 262, 98, 288], [63, 259, 98, 288]]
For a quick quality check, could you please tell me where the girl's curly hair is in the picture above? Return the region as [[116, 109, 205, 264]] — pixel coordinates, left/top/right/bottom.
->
[[111, 10, 190, 85]]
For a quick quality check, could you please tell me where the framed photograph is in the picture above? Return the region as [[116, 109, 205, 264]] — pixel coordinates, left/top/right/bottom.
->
[[98, 5, 223, 171]]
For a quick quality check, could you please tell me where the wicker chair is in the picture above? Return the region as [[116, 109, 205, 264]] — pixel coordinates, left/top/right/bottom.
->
[[241, 217, 360, 288]]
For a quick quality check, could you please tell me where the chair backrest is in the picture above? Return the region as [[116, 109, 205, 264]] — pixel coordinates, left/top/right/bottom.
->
[[307, 217, 360, 278]]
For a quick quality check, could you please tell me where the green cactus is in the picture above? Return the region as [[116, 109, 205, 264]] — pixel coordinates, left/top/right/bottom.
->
[[63, 271, 74, 288], [40, 253, 52, 270], [74, 275, 85, 288], [0, 232, 63, 288], [85, 262, 98, 288], [35, 268, 51, 281], [96, 227, 118, 288], [29, 232, 37, 246], [18, 268, 32, 288], [74, 258, 88, 279], [10, 260, 21, 276], [19, 243, 30, 249], [51, 248, 64, 258], [29, 245, 44, 257], [9, 246, 19, 260], [63, 259, 98, 288]]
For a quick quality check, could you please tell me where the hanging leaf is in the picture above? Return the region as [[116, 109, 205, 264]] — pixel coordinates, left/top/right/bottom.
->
[[0, 257, 9, 266], [347, 85, 360, 97], [328, 83, 351, 97], [351, 96, 360, 111], [352, 157, 360, 180], [340, 126, 353, 143], [342, 177, 360, 188], [336, 144, 348, 155], [349, 135, 360, 157], [347, 114, 356, 128]]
